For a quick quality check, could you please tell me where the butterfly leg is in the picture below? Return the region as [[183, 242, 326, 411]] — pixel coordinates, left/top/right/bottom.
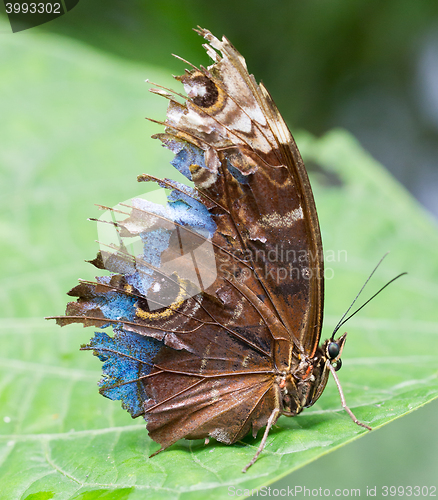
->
[[242, 407, 280, 473], [149, 447, 165, 458], [328, 363, 372, 431]]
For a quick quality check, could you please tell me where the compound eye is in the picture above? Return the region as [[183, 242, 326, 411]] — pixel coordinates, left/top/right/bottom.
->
[[327, 341, 340, 360]]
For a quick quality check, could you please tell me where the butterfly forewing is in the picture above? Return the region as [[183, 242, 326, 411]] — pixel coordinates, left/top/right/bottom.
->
[[53, 28, 326, 462]]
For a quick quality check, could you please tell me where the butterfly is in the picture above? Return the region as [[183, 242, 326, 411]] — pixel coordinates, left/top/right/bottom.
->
[[51, 27, 373, 472]]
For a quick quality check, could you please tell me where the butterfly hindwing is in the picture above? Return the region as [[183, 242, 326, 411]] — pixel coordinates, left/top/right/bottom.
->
[[54, 28, 325, 454]]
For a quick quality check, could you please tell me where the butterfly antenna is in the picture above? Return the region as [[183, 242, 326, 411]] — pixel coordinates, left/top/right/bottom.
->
[[331, 253, 406, 340]]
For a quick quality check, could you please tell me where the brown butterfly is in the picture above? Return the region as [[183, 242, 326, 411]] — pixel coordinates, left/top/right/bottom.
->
[[51, 27, 374, 472]]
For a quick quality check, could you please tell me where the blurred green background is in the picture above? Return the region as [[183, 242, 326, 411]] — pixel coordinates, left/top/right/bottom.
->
[[1, 1, 438, 497]]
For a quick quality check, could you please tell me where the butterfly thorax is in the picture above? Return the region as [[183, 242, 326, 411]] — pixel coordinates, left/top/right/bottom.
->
[[275, 353, 326, 416], [276, 333, 347, 417]]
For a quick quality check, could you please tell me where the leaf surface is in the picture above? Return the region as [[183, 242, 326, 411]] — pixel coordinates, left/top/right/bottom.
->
[[1, 21, 437, 499]]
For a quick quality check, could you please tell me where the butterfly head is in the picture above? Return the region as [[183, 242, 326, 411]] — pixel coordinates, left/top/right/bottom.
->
[[324, 332, 347, 372]]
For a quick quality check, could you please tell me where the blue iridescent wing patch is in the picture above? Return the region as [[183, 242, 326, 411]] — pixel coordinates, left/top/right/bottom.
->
[[83, 329, 162, 417]]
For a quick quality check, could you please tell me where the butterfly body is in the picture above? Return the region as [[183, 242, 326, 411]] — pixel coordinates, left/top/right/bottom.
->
[[52, 28, 366, 470]]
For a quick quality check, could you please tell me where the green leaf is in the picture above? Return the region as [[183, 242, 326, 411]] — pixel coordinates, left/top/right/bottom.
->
[[1, 20, 437, 499]]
